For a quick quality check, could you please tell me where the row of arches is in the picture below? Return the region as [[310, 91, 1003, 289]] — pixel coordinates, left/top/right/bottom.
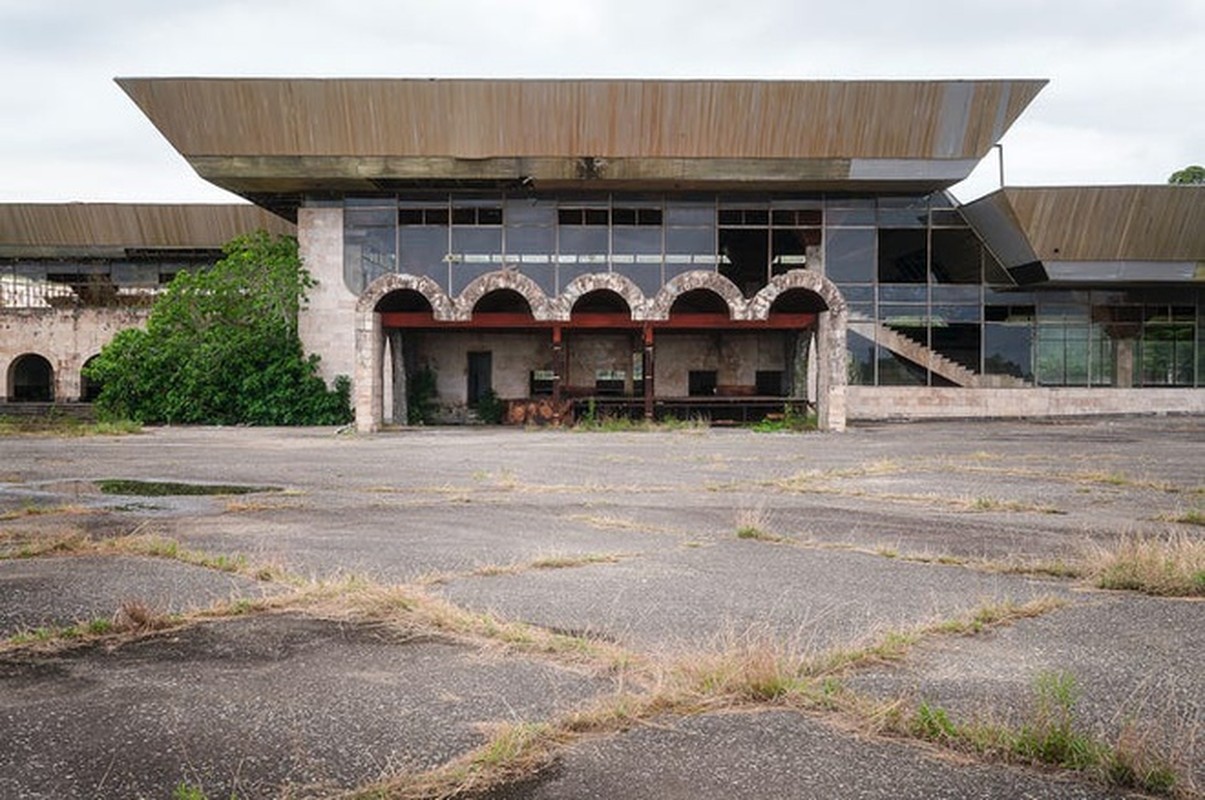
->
[[356, 269, 844, 320], [2, 354, 101, 403], [353, 269, 849, 432]]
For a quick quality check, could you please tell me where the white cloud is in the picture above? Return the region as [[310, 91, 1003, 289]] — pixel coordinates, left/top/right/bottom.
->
[[0, 0, 1201, 202]]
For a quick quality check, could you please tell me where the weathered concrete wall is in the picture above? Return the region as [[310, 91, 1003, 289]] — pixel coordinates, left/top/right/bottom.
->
[[298, 206, 356, 385], [410, 330, 552, 406], [847, 387, 1205, 420], [0, 308, 149, 401], [655, 332, 788, 395], [564, 332, 638, 391]]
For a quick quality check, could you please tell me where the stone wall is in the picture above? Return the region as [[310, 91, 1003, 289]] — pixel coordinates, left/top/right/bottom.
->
[[298, 206, 356, 385], [0, 308, 149, 401], [847, 386, 1205, 420]]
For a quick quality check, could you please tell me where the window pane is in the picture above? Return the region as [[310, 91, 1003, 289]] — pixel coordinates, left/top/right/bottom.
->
[[505, 226, 555, 256], [613, 227, 661, 256], [847, 325, 875, 385], [505, 198, 556, 226], [665, 202, 715, 226], [452, 228, 502, 260], [878, 229, 927, 283], [930, 229, 981, 284], [985, 322, 1033, 381], [559, 227, 609, 257], [400, 227, 449, 280], [825, 228, 874, 282]]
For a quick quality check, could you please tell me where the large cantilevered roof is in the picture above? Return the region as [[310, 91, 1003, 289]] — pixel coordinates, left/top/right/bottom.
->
[[961, 186, 1205, 284], [0, 203, 294, 259], [117, 78, 1046, 208]]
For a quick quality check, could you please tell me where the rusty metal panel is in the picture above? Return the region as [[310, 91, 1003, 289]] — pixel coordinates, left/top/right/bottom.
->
[[1003, 186, 1205, 262], [0, 204, 294, 251], [116, 78, 1047, 162]]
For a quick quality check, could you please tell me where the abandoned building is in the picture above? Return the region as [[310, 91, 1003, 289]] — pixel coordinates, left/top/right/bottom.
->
[[0, 203, 292, 406], [3, 79, 1203, 429]]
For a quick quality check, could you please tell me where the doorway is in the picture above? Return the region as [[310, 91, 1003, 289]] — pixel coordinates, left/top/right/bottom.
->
[[467, 351, 492, 407]]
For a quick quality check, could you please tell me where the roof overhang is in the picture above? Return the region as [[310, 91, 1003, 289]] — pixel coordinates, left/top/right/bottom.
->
[[117, 78, 1047, 212], [0, 204, 294, 260], [961, 185, 1205, 287]]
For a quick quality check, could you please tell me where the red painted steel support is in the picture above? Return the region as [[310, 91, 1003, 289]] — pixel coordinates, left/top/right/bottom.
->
[[551, 324, 563, 419], [643, 323, 654, 420]]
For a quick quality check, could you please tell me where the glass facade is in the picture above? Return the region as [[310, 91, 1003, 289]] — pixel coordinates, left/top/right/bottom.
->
[[341, 191, 1204, 389]]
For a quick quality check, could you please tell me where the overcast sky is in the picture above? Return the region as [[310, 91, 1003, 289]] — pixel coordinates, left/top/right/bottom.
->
[[1, 0, 1201, 206]]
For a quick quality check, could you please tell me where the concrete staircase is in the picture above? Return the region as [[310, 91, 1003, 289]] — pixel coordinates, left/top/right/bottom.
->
[[850, 314, 1028, 388]]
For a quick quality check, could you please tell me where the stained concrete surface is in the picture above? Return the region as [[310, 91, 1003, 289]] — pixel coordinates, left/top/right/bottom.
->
[[491, 711, 1137, 800], [0, 418, 1201, 798], [0, 555, 277, 636], [0, 616, 602, 799]]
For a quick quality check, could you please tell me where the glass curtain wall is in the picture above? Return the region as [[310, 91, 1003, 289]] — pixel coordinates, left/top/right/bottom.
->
[[340, 193, 1202, 388]]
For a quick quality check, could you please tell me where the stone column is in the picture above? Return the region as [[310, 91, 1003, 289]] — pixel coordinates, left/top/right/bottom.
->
[[354, 311, 382, 433], [387, 328, 408, 424], [815, 309, 847, 432], [297, 206, 356, 387], [1114, 338, 1135, 387]]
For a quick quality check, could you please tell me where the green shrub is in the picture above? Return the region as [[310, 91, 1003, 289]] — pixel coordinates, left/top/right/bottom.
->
[[84, 231, 350, 426]]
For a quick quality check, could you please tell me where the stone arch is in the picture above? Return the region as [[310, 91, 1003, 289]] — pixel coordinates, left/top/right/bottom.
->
[[80, 354, 104, 403], [558, 273, 649, 320], [649, 271, 746, 320], [8, 353, 54, 402], [749, 271, 847, 433], [456, 270, 554, 321], [356, 273, 454, 320], [747, 270, 845, 321]]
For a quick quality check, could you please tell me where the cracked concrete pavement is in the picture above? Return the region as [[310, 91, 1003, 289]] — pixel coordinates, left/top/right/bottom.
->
[[0, 417, 1201, 798]]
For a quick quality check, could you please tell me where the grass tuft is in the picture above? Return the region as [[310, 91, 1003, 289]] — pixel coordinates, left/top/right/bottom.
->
[[1087, 531, 1205, 597], [904, 671, 1187, 796]]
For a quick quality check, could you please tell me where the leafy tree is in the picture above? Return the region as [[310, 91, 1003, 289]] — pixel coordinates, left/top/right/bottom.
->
[[1168, 165, 1205, 184], [85, 230, 351, 425]]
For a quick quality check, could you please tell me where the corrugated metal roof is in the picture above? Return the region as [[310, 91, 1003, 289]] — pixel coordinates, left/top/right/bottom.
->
[[117, 78, 1045, 160], [116, 78, 1046, 202], [0, 204, 294, 254], [1003, 186, 1205, 262]]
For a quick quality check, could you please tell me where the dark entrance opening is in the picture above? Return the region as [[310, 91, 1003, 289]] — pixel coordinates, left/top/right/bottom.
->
[[689, 370, 718, 396], [467, 351, 492, 407], [8, 354, 54, 402], [81, 356, 102, 402]]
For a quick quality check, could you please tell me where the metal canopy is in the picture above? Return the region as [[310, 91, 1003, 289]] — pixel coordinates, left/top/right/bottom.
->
[[117, 78, 1047, 209]]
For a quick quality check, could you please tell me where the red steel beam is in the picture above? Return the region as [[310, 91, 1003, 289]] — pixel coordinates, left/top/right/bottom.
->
[[378, 311, 817, 330]]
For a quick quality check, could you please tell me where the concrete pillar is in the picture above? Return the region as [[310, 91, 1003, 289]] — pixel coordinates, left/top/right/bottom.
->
[[354, 311, 382, 432], [388, 328, 408, 424], [815, 309, 847, 432], [1114, 338, 1135, 388], [297, 206, 356, 387], [789, 329, 811, 402]]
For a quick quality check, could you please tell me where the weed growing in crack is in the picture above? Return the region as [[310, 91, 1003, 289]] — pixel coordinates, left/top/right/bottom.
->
[[734, 505, 782, 542], [1087, 531, 1205, 597], [904, 671, 1186, 796]]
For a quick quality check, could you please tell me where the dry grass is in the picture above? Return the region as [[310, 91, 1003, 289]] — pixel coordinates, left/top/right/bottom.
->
[[0, 503, 92, 521], [530, 552, 628, 570], [734, 504, 783, 542], [565, 513, 682, 536], [343, 595, 1072, 798], [1085, 531, 1205, 597]]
